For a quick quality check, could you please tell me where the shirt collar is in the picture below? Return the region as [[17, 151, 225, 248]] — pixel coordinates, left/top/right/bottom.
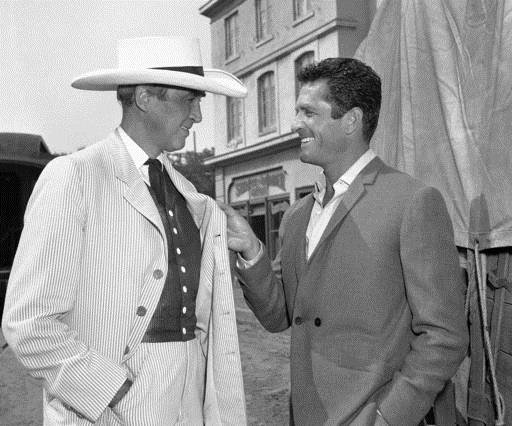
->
[[117, 126, 151, 171], [313, 149, 377, 201]]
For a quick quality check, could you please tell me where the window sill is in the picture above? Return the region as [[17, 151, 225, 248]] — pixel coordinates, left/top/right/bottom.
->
[[225, 54, 240, 65], [255, 35, 274, 48], [258, 127, 277, 137], [227, 137, 243, 149], [292, 11, 314, 27]]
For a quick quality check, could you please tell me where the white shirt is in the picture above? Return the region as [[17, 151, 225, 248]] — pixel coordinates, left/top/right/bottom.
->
[[117, 126, 166, 184], [305, 149, 376, 259]]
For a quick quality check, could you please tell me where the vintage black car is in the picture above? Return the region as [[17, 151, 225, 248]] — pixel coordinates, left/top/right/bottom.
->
[[0, 133, 55, 319]]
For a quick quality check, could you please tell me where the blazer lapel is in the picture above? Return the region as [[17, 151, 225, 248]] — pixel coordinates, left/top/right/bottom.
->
[[294, 196, 314, 272], [108, 132, 165, 238], [308, 157, 383, 262]]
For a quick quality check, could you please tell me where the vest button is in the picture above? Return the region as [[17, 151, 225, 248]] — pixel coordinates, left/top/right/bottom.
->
[[153, 269, 164, 279], [314, 317, 322, 327], [294, 316, 303, 325], [136, 306, 147, 316]]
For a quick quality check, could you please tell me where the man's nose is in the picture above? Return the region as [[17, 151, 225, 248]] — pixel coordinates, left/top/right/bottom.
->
[[191, 103, 202, 123], [291, 118, 303, 134]]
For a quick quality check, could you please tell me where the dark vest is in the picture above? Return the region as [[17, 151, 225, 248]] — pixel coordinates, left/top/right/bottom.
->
[[142, 177, 202, 342]]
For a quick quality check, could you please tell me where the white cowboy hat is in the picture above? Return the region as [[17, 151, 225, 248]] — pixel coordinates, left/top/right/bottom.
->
[[71, 36, 247, 98]]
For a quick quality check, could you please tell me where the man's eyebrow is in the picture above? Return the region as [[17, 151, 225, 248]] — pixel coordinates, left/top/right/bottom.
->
[[296, 102, 315, 111]]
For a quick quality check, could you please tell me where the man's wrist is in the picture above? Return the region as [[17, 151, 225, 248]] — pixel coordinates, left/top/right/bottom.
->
[[108, 379, 133, 408], [241, 239, 262, 261], [238, 240, 264, 268]]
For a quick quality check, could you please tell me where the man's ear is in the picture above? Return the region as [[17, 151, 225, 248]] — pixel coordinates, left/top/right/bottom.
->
[[134, 86, 151, 112], [343, 107, 363, 135]]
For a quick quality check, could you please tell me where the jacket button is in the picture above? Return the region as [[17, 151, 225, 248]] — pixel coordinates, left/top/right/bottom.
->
[[136, 306, 147, 316], [314, 317, 322, 327], [153, 269, 164, 279], [294, 316, 303, 325]]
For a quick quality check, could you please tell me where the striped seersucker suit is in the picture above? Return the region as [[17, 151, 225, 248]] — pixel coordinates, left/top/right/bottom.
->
[[2, 131, 247, 425]]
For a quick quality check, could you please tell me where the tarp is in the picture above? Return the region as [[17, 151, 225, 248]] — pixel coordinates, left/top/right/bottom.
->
[[355, 0, 512, 249]]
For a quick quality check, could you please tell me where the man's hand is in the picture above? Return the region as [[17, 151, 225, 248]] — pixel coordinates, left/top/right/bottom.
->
[[217, 202, 261, 261]]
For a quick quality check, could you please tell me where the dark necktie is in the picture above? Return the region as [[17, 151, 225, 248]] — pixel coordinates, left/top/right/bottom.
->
[[146, 158, 168, 207]]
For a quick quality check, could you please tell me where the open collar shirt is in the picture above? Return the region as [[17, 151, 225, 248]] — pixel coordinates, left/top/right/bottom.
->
[[306, 149, 376, 259]]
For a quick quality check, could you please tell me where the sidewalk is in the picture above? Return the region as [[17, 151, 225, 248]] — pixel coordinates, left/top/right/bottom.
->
[[0, 284, 290, 425]]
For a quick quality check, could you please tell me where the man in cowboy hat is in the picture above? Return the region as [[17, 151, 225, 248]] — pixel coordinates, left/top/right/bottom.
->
[[2, 36, 247, 425]]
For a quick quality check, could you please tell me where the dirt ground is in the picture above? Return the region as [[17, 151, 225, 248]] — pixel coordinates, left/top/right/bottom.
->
[[234, 283, 291, 426], [0, 283, 290, 425]]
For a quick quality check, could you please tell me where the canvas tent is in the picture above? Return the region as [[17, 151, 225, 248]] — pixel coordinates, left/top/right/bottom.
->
[[355, 0, 512, 424]]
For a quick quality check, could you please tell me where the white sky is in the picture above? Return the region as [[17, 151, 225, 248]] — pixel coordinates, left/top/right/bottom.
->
[[0, 0, 214, 154]]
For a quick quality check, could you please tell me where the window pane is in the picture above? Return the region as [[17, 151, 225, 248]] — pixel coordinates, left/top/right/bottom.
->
[[295, 51, 315, 98], [227, 98, 242, 144], [268, 198, 289, 259], [225, 13, 238, 59], [258, 72, 276, 132], [256, 0, 270, 41], [294, 0, 311, 19]]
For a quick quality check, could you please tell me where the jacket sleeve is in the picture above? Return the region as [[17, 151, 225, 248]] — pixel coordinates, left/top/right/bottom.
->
[[1, 157, 128, 422], [378, 186, 469, 425], [235, 202, 299, 333]]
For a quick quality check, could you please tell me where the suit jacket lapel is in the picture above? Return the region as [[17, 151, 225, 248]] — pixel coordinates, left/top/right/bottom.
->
[[295, 196, 314, 273], [308, 157, 383, 262], [108, 132, 166, 238]]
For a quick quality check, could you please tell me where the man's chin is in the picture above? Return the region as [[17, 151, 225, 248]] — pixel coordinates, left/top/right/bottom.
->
[[167, 137, 187, 152]]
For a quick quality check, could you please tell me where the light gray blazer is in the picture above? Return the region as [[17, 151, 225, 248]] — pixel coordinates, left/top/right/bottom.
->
[[238, 157, 468, 425], [2, 131, 246, 425]]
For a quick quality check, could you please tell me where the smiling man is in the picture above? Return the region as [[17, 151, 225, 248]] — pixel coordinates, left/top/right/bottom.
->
[[221, 57, 468, 425], [2, 37, 247, 425]]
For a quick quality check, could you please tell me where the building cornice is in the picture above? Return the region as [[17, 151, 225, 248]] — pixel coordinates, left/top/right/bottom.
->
[[231, 17, 358, 77], [204, 133, 300, 167], [200, 0, 243, 19]]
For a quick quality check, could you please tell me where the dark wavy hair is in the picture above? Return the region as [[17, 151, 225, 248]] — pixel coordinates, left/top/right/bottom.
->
[[298, 58, 381, 142]]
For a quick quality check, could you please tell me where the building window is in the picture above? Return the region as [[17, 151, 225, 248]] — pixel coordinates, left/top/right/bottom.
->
[[231, 197, 289, 260], [295, 185, 315, 200], [255, 0, 271, 42], [294, 51, 315, 99], [293, 0, 312, 20], [258, 71, 276, 134], [267, 198, 289, 258], [227, 97, 243, 148], [225, 12, 239, 60]]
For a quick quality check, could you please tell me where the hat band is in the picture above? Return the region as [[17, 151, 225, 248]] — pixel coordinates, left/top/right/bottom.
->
[[152, 66, 204, 77]]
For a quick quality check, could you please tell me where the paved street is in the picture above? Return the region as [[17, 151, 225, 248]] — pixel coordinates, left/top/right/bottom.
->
[[0, 284, 290, 425]]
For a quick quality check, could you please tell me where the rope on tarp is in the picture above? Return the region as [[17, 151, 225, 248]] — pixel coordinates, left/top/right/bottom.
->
[[474, 241, 506, 425]]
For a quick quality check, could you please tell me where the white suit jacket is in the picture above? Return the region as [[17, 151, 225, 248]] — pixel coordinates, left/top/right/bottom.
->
[[2, 132, 247, 424]]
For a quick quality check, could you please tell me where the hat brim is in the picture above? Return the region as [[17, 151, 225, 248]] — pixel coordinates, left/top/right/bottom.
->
[[71, 68, 247, 98]]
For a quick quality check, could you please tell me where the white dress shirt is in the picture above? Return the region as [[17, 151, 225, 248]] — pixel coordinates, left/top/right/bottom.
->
[[117, 126, 166, 183], [305, 149, 376, 259]]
